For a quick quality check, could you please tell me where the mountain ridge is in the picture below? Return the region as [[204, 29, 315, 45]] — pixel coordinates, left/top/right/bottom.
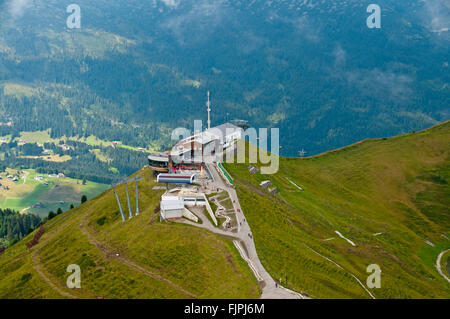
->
[[0, 120, 449, 298]]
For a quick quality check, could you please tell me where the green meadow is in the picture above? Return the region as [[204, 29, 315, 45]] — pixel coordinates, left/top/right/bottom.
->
[[0, 169, 108, 217], [224, 121, 450, 298], [17, 130, 154, 153]]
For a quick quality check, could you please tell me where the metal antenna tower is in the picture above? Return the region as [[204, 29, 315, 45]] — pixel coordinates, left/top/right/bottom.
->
[[206, 91, 211, 130]]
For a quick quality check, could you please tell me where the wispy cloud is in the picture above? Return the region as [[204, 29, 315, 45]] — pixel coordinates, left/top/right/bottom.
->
[[345, 68, 414, 103], [160, 0, 181, 9], [8, 0, 31, 18], [291, 15, 320, 43], [332, 44, 346, 68], [420, 0, 450, 33], [327, 42, 415, 104], [162, 0, 229, 45], [238, 31, 267, 54]]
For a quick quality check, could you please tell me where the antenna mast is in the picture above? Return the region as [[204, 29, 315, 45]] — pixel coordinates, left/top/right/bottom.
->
[[206, 91, 211, 130]]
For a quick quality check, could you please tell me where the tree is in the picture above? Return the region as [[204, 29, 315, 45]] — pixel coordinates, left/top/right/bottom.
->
[[70, 204, 74, 209], [57, 207, 63, 215], [47, 211, 56, 220], [0, 208, 41, 242], [9, 238, 18, 247], [81, 195, 87, 204], [82, 177, 87, 185]]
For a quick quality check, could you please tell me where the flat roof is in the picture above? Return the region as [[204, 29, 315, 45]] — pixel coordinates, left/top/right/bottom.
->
[[205, 123, 242, 141], [149, 123, 242, 163]]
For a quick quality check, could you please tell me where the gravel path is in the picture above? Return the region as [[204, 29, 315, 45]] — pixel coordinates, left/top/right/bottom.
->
[[32, 250, 77, 299], [199, 163, 306, 299], [436, 249, 450, 284]]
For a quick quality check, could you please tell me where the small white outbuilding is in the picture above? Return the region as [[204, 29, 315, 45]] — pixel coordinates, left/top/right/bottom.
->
[[160, 196, 184, 220]]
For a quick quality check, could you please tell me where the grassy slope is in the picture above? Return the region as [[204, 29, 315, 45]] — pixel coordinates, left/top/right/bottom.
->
[[0, 167, 259, 299], [225, 121, 450, 299]]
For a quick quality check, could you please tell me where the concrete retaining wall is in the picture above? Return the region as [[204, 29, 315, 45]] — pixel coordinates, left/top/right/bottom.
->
[[203, 194, 218, 226]]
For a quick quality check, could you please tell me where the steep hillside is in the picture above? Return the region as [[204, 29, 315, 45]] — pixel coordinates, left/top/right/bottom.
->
[[0, 167, 260, 298], [225, 121, 450, 298], [0, 122, 448, 299]]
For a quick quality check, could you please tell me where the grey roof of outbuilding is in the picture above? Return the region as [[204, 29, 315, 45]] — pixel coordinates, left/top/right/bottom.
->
[[206, 123, 242, 140]]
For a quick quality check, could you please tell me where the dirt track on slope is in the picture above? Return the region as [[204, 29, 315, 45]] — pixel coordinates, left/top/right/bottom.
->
[[32, 251, 77, 299], [79, 217, 197, 299]]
